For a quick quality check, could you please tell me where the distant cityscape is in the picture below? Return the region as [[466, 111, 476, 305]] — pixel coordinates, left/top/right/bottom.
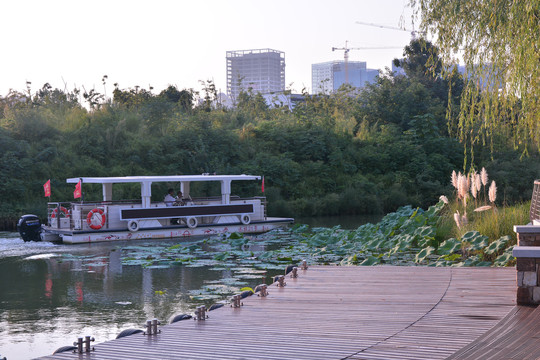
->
[[224, 48, 399, 108]]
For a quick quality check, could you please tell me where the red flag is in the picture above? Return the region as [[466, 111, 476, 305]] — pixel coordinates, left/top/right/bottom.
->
[[261, 176, 265, 193], [43, 179, 51, 197], [73, 180, 82, 199]]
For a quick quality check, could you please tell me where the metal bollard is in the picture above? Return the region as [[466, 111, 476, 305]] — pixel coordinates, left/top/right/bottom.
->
[[201, 305, 207, 319], [73, 337, 83, 353], [195, 305, 207, 320], [84, 336, 95, 352], [231, 294, 242, 308], [277, 275, 286, 287], [145, 320, 153, 335], [290, 267, 298, 278], [301, 260, 308, 270], [144, 319, 162, 334], [152, 319, 161, 334], [259, 284, 268, 297]]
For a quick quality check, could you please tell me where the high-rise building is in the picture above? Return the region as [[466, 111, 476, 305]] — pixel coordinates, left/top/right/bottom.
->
[[226, 49, 285, 102], [312, 60, 378, 94]]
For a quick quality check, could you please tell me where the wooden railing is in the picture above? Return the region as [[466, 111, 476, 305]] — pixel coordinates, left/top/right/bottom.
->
[[530, 180, 540, 222]]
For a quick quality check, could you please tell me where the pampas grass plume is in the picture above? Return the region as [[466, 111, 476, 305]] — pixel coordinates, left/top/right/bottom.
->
[[454, 211, 462, 229], [481, 167, 488, 186], [474, 205, 492, 212], [489, 180, 497, 203], [475, 173, 481, 192], [461, 212, 468, 226], [470, 173, 478, 199], [439, 195, 449, 204], [458, 173, 469, 199]]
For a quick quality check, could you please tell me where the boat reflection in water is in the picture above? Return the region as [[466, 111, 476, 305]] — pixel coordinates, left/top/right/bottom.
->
[[0, 234, 276, 359]]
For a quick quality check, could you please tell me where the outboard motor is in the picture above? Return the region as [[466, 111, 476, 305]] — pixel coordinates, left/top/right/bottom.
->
[[17, 214, 42, 242]]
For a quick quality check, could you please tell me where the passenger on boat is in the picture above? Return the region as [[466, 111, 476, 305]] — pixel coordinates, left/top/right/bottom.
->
[[174, 191, 185, 206], [164, 188, 175, 207]]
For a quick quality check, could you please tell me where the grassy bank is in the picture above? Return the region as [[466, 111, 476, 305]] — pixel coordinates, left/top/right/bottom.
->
[[436, 200, 530, 246]]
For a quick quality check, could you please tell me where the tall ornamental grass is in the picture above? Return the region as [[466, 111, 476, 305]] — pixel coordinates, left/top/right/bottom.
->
[[438, 167, 531, 245]]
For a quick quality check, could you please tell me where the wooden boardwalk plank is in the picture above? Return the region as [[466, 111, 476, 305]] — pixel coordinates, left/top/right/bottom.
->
[[38, 266, 516, 360], [447, 305, 540, 360]]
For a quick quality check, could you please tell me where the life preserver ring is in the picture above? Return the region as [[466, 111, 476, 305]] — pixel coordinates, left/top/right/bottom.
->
[[86, 208, 106, 230], [186, 217, 198, 229], [127, 220, 139, 232], [51, 206, 70, 218], [240, 214, 251, 225]]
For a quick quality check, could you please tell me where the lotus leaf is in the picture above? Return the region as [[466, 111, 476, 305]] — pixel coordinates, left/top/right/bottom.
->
[[359, 256, 379, 266], [234, 268, 267, 274], [493, 250, 515, 267], [454, 255, 482, 267], [437, 238, 462, 255], [254, 263, 288, 270], [414, 226, 435, 238], [460, 231, 482, 242], [441, 253, 461, 261], [83, 262, 107, 267], [468, 235, 490, 251], [189, 294, 222, 300], [291, 224, 310, 233], [228, 232, 244, 239], [415, 246, 436, 263], [484, 236, 511, 255], [213, 252, 231, 261], [417, 235, 435, 248], [475, 261, 493, 267]]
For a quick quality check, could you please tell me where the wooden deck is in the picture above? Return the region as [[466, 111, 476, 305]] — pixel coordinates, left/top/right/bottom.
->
[[39, 266, 517, 360], [448, 305, 540, 359]]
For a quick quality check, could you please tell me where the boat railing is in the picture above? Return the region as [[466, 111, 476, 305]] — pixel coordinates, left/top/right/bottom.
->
[[46, 202, 74, 228], [71, 199, 141, 206], [70, 203, 113, 231]]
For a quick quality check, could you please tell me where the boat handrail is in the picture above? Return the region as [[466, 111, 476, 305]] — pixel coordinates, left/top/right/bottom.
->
[[48, 200, 142, 207], [48, 196, 267, 209]]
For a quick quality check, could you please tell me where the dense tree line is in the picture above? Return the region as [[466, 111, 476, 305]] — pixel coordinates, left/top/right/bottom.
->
[[1, 39, 538, 226]]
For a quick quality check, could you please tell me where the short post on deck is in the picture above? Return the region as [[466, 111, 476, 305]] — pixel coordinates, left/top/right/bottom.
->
[[513, 180, 540, 305], [513, 246, 540, 305]]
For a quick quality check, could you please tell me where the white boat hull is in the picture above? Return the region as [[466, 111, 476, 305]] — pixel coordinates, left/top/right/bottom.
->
[[42, 218, 293, 244]]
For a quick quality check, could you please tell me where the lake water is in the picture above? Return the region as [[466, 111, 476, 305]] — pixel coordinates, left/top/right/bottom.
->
[[0, 232, 287, 360], [296, 214, 382, 229], [0, 216, 377, 360]]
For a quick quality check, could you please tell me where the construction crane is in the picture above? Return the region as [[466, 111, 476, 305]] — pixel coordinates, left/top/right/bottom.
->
[[332, 40, 402, 84], [355, 21, 421, 39]]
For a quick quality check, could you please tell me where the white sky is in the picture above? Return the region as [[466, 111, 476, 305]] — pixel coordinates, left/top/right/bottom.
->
[[0, 0, 417, 97]]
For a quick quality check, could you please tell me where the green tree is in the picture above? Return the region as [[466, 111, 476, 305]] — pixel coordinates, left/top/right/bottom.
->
[[411, 0, 540, 153], [158, 85, 193, 112]]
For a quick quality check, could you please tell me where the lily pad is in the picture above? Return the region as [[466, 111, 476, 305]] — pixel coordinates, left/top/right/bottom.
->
[[415, 246, 436, 263], [437, 238, 461, 255], [484, 236, 510, 255]]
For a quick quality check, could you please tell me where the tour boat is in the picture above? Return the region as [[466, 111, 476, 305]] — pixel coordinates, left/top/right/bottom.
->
[[18, 174, 293, 244]]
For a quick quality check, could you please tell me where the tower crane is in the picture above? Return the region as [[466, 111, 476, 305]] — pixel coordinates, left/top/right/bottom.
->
[[332, 40, 402, 84], [355, 21, 421, 39]]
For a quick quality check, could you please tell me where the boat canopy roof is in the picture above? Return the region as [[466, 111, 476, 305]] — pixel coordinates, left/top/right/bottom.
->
[[65, 175, 262, 206], [66, 174, 261, 184]]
